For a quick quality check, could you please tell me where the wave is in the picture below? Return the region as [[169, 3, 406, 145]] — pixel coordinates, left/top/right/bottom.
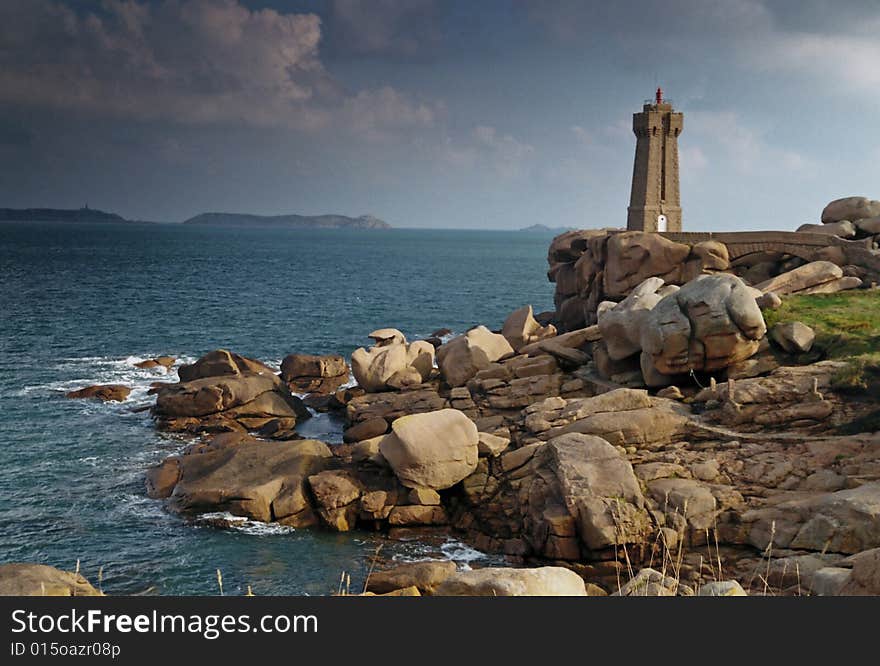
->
[[15, 353, 197, 405], [389, 536, 487, 569], [193, 512, 298, 536]]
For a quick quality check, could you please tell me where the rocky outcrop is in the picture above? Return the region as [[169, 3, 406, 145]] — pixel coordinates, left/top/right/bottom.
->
[[548, 230, 736, 330], [0, 563, 102, 596], [365, 561, 458, 595], [346, 386, 447, 425], [519, 389, 690, 448], [281, 353, 349, 395], [147, 438, 332, 526], [436, 325, 514, 387], [855, 217, 880, 235], [770, 321, 815, 354], [152, 350, 310, 435], [797, 221, 857, 238], [351, 329, 434, 392], [744, 482, 880, 554], [613, 568, 693, 596], [452, 430, 651, 561], [434, 566, 587, 596], [693, 361, 841, 428], [641, 274, 766, 384], [839, 549, 880, 595], [545, 217, 880, 332], [178, 349, 275, 382], [134, 356, 176, 371], [501, 305, 557, 352], [66, 384, 131, 402], [593, 274, 766, 386], [604, 232, 692, 298], [597, 277, 668, 361], [379, 409, 479, 490], [343, 417, 389, 443], [155, 374, 281, 417], [755, 261, 846, 296], [822, 196, 880, 224], [307, 470, 364, 530]]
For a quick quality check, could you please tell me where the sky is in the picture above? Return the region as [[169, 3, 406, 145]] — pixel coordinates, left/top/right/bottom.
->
[[1, 0, 879, 229]]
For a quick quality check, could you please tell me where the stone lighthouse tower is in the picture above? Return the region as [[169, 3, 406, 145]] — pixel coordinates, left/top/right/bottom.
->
[[627, 88, 683, 232]]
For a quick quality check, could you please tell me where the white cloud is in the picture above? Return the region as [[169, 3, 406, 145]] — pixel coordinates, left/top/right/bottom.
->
[[440, 126, 534, 179], [687, 110, 809, 173], [343, 87, 439, 140], [748, 32, 880, 96]]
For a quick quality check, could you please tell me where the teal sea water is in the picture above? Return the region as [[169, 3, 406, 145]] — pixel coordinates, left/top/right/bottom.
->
[[0, 222, 553, 595]]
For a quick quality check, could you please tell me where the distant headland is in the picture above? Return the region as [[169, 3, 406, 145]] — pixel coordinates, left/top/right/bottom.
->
[[0, 206, 392, 229], [518, 224, 575, 233], [0, 206, 131, 224], [183, 212, 391, 230]]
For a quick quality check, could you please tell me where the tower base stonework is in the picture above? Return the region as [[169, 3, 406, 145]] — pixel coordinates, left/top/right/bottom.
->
[[627, 205, 682, 233]]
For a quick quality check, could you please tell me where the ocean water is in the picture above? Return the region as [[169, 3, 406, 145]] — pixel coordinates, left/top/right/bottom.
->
[[0, 222, 554, 595]]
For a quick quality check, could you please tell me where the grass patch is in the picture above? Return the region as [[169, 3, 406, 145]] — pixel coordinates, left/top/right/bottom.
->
[[762, 290, 880, 360], [762, 290, 880, 394]]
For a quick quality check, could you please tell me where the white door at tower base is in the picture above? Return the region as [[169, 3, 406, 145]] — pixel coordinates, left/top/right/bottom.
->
[[657, 214, 667, 232]]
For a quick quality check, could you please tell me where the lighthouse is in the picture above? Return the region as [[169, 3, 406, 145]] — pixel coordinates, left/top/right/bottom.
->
[[627, 88, 683, 232]]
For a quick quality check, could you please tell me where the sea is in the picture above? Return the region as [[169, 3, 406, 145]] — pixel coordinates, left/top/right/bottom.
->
[[0, 222, 554, 595]]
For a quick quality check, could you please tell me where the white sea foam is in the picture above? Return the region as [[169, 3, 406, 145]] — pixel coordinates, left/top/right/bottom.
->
[[195, 512, 297, 536], [440, 539, 486, 564], [389, 536, 487, 568], [17, 353, 198, 405]]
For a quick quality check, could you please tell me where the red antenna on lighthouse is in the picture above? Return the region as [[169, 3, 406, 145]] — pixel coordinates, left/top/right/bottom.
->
[[655, 87, 663, 104]]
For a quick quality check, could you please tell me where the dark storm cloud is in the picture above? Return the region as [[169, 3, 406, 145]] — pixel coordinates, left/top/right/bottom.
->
[[0, 0, 439, 131]]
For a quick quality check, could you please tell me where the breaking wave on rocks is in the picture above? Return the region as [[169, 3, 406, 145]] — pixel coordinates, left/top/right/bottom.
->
[[15, 354, 196, 407], [193, 512, 299, 536]]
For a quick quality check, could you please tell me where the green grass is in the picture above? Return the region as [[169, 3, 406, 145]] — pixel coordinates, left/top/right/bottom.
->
[[761, 290, 880, 393]]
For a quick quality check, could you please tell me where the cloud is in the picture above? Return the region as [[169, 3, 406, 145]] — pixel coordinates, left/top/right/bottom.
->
[[526, 0, 771, 45], [440, 125, 534, 179], [327, 0, 442, 58], [0, 0, 440, 133], [747, 32, 880, 96], [342, 86, 439, 140], [687, 110, 809, 173]]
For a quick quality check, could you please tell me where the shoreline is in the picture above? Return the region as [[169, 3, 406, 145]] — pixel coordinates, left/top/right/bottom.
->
[[7, 203, 880, 597]]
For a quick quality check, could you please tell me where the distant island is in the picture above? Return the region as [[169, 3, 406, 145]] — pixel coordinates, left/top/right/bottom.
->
[[183, 212, 391, 230], [0, 207, 130, 224], [518, 224, 575, 233], [0, 206, 391, 229]]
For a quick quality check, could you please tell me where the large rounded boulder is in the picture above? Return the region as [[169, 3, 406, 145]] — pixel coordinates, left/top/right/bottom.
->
[[436, 325, 514, 388], [379, 409, 479, 490], [597, 277, 669, 361], [821, 196, 880, 224], [351, 329, 434, 392], [434, 566, 587, 596], [641, 274, 766, 383], [0, 564, 102, 596], [178, 349, 276, 382]]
